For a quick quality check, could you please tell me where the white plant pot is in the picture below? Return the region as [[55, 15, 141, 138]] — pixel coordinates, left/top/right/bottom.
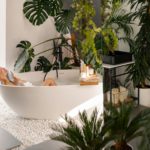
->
[[135, 88, 150, 107]]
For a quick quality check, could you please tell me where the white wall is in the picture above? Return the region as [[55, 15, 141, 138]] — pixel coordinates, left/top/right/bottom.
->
[[0, 0, 6, 67], [6, 0, 58, 71], [118, 2, 140, 52]]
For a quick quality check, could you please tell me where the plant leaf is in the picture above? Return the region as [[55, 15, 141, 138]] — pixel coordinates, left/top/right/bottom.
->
[[14, 50, 29, 72], [14, 41, 34, 72], [55, 9, 74, 34], [34, 56, 52, 73], [23, 0, 63, 25]]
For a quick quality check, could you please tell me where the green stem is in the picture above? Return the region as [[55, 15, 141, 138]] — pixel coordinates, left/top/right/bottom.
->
[[32, 37, 63, 48], [35, 48, 54, 56], [63, 45, 73, 53], [43, 72, 48, 81]]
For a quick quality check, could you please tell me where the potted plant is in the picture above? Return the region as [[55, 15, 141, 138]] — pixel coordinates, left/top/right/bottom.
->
[[72, 0, 102, 70], [104, 102, 150, 150], [50, 102, 150, 150], [14, 36, 75, 80], [127, 0, 150, 107], [14, 0, 81, 73], [95, 0, 134, 65], [15, 0, 103, 74], [50, 109, 113, 150]]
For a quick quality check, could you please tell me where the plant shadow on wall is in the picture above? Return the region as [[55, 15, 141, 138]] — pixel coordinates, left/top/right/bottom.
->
[[126, 0, 150, 107], [14, 0, 104, 77], [50, 102, 150, 150]]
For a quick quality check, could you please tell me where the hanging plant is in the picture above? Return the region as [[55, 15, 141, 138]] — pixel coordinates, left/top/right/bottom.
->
[[72, 0, 102, 69]]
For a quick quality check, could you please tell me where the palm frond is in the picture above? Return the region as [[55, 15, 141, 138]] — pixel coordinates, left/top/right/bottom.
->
[[105, 102, 150, 145], [139, 125, 150, 150], [105, 9, 134, 37], [51, 108, 112, 150]]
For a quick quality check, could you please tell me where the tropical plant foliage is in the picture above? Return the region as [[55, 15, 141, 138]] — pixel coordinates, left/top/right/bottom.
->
[[14, 41, 35, 72], [96, 0, 134, 54], [15, 37, 76, 73], [55, 9, 74, 34], [34, 55, 72, 81], [104, 102, 150, 150], [51, 103, 150, 150], [16, 0, 135, 74], [50, 109, 113, 150], [72, 0, 102, 68], [139, 123, 150, 150], [34, 56, 52, 72], [23, 0, 73, 34], [127, 0, 150, 87], [23, 0, 63, 25]]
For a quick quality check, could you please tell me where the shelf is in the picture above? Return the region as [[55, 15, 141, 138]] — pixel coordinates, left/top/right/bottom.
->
[[104, 96, 136, 107], [103, 61, 134, 69], [103, 60, 139, 106]]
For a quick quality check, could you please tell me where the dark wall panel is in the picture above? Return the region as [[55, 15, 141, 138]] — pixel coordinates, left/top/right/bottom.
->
[[63, 0, 101, 26]]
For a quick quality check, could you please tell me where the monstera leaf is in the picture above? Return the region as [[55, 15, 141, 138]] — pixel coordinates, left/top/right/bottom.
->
[[55, 9, 74, 34], [20, 57, 33, 72], [14, 41, 35, 72], [23, 0, 63, 25], [35, 56, 52, 73], [61, 57, 72, 69]]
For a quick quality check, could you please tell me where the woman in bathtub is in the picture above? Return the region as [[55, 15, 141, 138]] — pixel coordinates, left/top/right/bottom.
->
[[0, 67, 56, 86]]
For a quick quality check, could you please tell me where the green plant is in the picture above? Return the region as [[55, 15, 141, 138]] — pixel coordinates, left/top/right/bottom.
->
[[127, 0, 150, 87], [23, 0, 73, 34], [96, 0, 134, 54], [50, 109, 113, 150], [139, 122, 150, 150], [34, 56, 72, 81], [72, 0, 102, 70], [14, 36, 76, 73], [104, 102, 150, 150], [15, 0, 79, 71], [14, 41, 35, 72]]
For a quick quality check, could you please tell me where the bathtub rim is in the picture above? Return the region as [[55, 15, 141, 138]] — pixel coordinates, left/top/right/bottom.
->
[[0, 69, 102, 88]]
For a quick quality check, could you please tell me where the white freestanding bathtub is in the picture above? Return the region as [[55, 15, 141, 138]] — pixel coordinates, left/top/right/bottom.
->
[[0, 69, 103, 119]]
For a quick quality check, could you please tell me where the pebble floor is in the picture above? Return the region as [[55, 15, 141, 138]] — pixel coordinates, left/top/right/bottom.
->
[[0, 96, 57, 150]]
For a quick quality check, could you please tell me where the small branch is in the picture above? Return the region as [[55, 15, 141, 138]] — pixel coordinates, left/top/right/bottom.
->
[[32, 37, 71, 48], [43, 72, 48, 81], [34, 48, 54, 56]]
